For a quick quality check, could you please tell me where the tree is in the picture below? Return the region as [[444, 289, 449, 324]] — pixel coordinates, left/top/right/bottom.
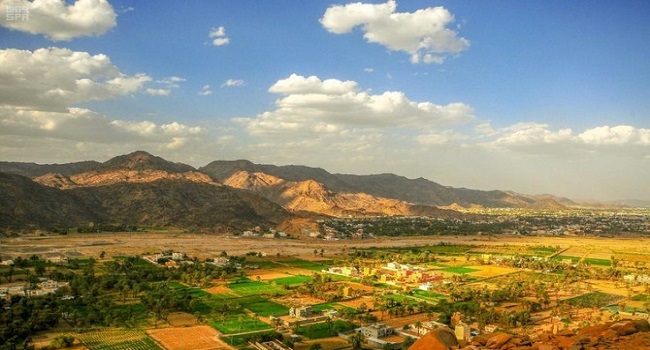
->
[[99, 251, 106, 259], [309, 343, 323, 350], [348, 332, 365, 350], [415, 321, 422, 335], [402, 336, 415, 350]]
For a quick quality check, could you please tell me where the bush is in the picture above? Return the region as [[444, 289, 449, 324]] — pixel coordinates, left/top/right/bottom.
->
[[50, 335, 75, 349]]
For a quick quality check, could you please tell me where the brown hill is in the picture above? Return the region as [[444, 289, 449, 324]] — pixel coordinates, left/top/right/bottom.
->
[[0, 152, 292, 231], [222, 170, 456, 217], [201, 160, 555, 209]]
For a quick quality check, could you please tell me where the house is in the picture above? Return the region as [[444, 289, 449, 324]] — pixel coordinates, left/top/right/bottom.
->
[[289, 306, 312, 319], [171, 252, 185, 260], [0, 260, 14, 266], [48, 256, 68, 264], [454, 322, 470, 341], [251, 339, 292, 350], [361, 323, 393, 339], [419, 282, 433, 291], [262, 233, 276, 239]]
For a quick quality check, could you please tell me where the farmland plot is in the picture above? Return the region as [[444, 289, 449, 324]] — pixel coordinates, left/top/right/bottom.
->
[[76, 329, 161, 350]]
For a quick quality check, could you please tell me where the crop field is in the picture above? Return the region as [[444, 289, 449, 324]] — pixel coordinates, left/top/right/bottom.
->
[[281, 258, 333, 271], [563, 291, 624, 308], [239, 295, 290, 316], [270, 275, 313, 286], [411, 290, 446, 302], [147, 326, 229, 350], [440, 266, 479, 274], [583, 257, 612, 266], [210, 312, 272, 334], [310, 301, 356, 313], [228, 280, 286, 296], [294, 320, 357, 339], [76, 329, 161, 350]]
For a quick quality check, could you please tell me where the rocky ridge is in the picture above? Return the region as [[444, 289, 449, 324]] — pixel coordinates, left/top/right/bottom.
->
[[410, 319, 650, 350]]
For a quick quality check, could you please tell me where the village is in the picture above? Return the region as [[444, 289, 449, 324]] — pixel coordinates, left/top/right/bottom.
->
[[3, 234, 650, 350]]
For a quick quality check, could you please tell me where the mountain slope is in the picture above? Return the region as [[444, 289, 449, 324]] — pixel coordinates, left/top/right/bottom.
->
[[221, 171, 457, 217], [202, 160, 546, 208], [1, 151, 292, 231], [0, 160, 101, 178]]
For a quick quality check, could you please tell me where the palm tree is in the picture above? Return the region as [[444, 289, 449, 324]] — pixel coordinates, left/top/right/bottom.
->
[[348, 332, 365, 350], [415, 321, 422, 335]]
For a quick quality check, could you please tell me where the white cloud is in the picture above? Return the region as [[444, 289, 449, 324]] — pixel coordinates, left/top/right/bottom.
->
[[198, 85, 212, 96], [146, 88, 171, 96], [487, 123, 650, 156], [321, 0, 469, 64], [417, 130, 467, 146], [209, 26, 229, 46], [577, 125, 647, 145], [157, 76, 186, 88], [0, 106, 205, 147], [364, 68, 375, 73], [221, 79, 245, 88], [0, 47, 151, 110], [0, 0, 117, 41], [237, 74, 474, 136]]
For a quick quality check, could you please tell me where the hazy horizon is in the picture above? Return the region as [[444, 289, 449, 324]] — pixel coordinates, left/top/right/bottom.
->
[[1, 0, 649, 201]]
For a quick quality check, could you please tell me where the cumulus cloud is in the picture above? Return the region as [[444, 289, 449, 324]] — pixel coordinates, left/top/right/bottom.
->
[[0, 47, 152, 111], [0, 106, 206, 150], [237, 74, 474, 135], [321, 0, 469, 64], [417, 129, 467, 146], [146, 88, 171, 96], [198, 85, 212, 96], [487, 123, 650, 156], [156, 76, 186, 88], [0, 0, 117, 41], [209, 26, 229, 46], [221, 79, 244, 87]]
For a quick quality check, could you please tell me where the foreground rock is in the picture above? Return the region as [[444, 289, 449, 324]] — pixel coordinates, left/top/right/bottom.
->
[[410, 320, 650, 350]]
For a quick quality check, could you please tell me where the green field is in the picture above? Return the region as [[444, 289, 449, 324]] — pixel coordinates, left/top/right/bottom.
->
[[310, 302, 356, 313], [239, 296, 290, 316], [564, 292, 623, 308], [270, 275, 313, 286], [228, 280, 285, 296], [552, 255, 580, 262], [583, 258, 612, 266], [282, 258, 332, 271], [412, 289, 446, 302], [210, 312, 272, 334], [440, 266, 479, 274], [76, 330, 161, 350], [529, 246, 560, 255], [294, 320, 357, 339]]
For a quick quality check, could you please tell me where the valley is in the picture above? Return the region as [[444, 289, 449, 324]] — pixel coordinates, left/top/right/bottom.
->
[[2, 232, 650, 350]]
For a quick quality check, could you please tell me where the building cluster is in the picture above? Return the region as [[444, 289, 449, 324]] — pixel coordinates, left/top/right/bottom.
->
[[0, 279, 69, 299], [241, 227, 288, 238], [623, 273, 650, 285], [142, 251, 192, 268]]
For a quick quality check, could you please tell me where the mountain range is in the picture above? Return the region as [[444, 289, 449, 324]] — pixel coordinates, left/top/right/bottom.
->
[[0, 151, 591, 232]]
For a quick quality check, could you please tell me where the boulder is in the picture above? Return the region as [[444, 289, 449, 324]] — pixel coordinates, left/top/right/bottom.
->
[[632, 319, 650, 333], [486, 333, 512, 348], [409, 328, 459, 350]]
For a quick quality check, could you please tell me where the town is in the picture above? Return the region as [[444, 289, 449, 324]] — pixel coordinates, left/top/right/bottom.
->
[[2, 231, 650, 350]]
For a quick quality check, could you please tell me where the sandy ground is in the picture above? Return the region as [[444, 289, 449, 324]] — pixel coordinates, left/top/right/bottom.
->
[[147, 326, 232, 350], [4, 232, 650, 261]]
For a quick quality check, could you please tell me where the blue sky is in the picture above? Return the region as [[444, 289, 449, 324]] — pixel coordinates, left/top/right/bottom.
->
[[1, 0, 649, 201]]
